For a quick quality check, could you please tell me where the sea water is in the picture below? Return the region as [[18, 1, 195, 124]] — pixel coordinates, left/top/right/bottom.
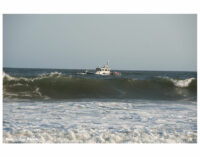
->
[[3, 68, 197, 143]]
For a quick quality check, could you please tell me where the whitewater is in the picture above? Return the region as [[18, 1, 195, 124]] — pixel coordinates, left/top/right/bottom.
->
[[3, 100, 196, 143]]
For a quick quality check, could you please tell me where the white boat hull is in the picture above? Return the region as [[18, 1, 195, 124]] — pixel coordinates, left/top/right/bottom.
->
[[95, 71, 111, 75]]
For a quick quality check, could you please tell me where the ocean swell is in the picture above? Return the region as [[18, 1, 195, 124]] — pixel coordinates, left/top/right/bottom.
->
[[3, 72, 197, 100]]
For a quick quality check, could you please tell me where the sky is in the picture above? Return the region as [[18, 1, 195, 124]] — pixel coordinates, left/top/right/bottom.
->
[[3, 14, 197, 71]]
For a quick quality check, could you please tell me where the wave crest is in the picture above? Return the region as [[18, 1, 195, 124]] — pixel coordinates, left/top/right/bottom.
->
[[3, 72, 197, 100], [170, 78, 195, 88]]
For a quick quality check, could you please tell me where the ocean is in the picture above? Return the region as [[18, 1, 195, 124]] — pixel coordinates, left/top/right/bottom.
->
[[3, 68, 197, 143]]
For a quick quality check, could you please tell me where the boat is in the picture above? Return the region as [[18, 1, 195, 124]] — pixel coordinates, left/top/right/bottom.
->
[[95, 60, 111, 75], [78, 60, 121, 76], [85, 70, 94, 74], [78, 70, 94, 75]]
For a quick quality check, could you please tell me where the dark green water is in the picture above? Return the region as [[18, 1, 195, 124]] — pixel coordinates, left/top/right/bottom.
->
[[3, 68, 197, 100]]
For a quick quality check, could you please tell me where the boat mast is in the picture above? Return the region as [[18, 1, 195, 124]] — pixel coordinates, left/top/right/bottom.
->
[[107, 60, 109, 66]]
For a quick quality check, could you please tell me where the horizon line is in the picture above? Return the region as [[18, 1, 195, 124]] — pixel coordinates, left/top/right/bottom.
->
[[3, 66, 197, 72]]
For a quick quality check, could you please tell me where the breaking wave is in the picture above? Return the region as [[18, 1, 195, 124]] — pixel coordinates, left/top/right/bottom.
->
[[3, 72, 197, 100], [170, 78, 195, 87], [3, 128, 196, 143]]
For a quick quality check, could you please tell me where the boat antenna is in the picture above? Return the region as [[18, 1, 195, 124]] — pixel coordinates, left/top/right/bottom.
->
[[107, 60, 109, 66]]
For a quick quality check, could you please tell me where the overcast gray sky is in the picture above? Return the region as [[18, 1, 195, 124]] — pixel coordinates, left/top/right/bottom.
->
[[3, 14, 197, 71]]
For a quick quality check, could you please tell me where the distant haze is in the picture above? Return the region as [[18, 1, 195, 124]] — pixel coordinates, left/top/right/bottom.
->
[[3, 14, 197, 71]]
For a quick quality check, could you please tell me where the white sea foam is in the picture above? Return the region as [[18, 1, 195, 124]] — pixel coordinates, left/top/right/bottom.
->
[[38, 72, 63, 78], [3, 71, 64, 82], [156, 76, 195, 88], [170, 78, 195, 87], [3, 72, 16, 80], [3, 100, 197, 143], [3, 72, 29, 81]]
